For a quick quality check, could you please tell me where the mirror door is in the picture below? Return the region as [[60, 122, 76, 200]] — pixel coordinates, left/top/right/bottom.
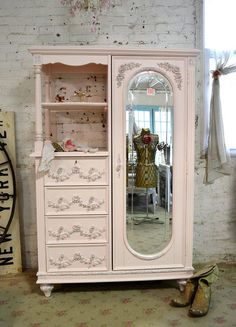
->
[[112, 56, 188, 270], [126, 71, 173, 255]]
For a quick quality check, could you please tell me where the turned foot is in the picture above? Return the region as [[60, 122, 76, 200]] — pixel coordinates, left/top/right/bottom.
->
[[40, 284, 54, 297], [177, 279, 187, 292]]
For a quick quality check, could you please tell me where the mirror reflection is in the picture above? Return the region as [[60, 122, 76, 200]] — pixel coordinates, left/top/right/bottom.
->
[[126, 70, 173, 255]]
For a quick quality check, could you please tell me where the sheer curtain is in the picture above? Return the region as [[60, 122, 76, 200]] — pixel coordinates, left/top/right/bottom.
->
[[203, 0, 236, 184], [203, 51, 236, 184]]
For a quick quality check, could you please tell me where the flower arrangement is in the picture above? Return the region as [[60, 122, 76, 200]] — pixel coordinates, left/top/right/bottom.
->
[[63, 138, 77, 151], [212, 69, 221, 80]]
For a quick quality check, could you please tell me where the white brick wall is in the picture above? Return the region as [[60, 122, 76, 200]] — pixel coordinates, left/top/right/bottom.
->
[[0, 0, 235, 268]]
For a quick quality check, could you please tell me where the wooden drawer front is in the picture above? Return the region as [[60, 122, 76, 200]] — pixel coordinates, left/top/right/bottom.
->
[[45, 186, 108, 215], [44, 157, 108, 186], [46, 216, 108, 244], [47, 245, 108, 272]]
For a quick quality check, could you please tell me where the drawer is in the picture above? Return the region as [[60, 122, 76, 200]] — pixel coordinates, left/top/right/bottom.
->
[[45, 186, 108, 215], [47, 245, 109, 272], [46, 216, 108, 244], [45, 157, 108, 186]]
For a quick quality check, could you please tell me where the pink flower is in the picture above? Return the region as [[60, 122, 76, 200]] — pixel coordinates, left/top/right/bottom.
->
[[56, 310, 66, 316], [142, 135, 152, 144], [169, 320, 180, 327], [9, 280, 20, 286], [64, 139, 76, 151], [162, 296, 172, 304], [212, 69, 221, 79], [39, 299, 50, 305], [100, 308, 112, 315], [228, 303, 236, 310], [143, 307, 156, 314], [79, 299, 90, 304], [214, 317, 226, 324], [12, 310, 24, 317], [122, 298, 132, 304]]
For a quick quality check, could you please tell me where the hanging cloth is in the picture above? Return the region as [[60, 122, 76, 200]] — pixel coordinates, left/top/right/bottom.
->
[[38, 141, 55, 172], [204, 51, 236, 184]]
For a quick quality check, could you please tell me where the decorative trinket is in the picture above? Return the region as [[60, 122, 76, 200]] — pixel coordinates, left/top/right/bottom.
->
[[55, 87, 67, 102], [72, 90, 87, 102], [63, 138, 77, 151]]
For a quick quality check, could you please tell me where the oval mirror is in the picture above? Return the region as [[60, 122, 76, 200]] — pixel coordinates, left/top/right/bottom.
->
[[126, 70, 173, 255]]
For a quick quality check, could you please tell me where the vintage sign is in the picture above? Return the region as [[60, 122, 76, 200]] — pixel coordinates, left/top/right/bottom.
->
[[0, 111, 22, 274]]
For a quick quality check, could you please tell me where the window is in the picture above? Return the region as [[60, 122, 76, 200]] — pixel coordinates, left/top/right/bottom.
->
[[204, 0, 236, 51], [131, 107, 151, 130], [126, 105, 172, 145], [204, 0, 236, 150], [126, 105, 172, 165], [154, 110, 172, 145]]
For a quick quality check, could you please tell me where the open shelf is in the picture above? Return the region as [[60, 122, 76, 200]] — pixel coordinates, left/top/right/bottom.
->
[[53, 151, 109, 157], [42, 102, 108, 111], [31, 150, 109, 158]]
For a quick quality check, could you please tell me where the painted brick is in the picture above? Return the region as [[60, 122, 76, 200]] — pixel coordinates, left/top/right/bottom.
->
[[69, 33, 98, 43], [127, 33, 159, 45], [0, 0, 234, 269], [38, 26, 55, 34]]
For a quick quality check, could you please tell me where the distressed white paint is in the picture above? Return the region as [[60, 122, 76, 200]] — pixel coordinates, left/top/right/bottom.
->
[[29, 47, 197, 296]]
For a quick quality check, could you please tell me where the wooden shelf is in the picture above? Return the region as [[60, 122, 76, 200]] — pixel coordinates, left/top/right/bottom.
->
[[53, 151, 109, 157], [31, 150, 109, 158], [42, 102, 108, 111]]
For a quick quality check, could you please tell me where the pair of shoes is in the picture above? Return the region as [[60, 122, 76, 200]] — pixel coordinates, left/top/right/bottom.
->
[[170, 264, 219, 317]]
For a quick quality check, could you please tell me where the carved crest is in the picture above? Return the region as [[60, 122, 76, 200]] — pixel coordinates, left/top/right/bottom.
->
[[49, 253, 105, 269], [116, 63, 142, 87], [48, 196, 104, 212], [157, 62, 182, 90], [49, 225, 105, 240]]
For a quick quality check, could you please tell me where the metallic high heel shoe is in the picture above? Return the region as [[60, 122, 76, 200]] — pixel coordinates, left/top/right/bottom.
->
[[170, 279, 198, 307], [189, 264, 219, 317], [189, 279, 211, 317], [190, 264, 219, 281]]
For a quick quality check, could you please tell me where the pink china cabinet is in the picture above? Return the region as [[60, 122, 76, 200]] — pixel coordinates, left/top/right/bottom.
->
[[29, 46, 199, 297]]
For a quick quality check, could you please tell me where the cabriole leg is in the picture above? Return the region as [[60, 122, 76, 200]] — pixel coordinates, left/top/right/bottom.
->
[[177, 279, 187, 291], [40, 284, 54, 297]]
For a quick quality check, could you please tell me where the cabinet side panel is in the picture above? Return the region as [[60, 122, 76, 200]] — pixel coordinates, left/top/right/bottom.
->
[[35, 159, 47, 275]]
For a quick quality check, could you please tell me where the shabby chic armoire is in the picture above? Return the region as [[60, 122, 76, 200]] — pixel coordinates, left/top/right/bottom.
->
[[29, 47, 198, 297]]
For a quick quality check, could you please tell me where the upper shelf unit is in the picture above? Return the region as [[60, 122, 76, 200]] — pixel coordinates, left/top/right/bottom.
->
[[33, 56, 110, 152], [42, 63, 108, 105]]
